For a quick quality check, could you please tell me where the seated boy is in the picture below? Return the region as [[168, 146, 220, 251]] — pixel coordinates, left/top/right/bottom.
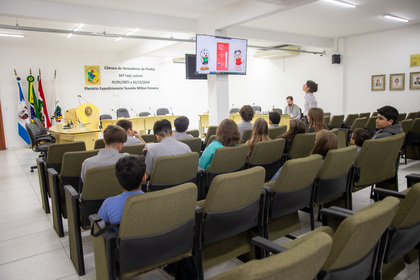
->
[[116, 119, 146, 145], [173, 116, 193, 140], [269, 111, 281, 128], [350, 128, 371, 158], [98, 155, 147, 225]]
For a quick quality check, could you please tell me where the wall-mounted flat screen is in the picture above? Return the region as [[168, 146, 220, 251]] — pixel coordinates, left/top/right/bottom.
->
[[196, 34, 247, 75]]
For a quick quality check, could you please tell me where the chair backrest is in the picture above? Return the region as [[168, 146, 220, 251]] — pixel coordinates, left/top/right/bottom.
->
[[209, 232, 332, 280], [408, 118, 420, 133], [206, 135, 217, 148], [343, 114, 359, 126], [186, 129, 199, 138], [241, 129, 252, 143], [60, 150, 100, 186], [207, 144, 248, 174], [156, 108, 169, 115], [397, 113, 407, 121], [324, 115, 331, 126], [354, 133, 405, 189], [204, 126, 218, 145], [330, 129, 347, 149], [94, 138, 105, 149], [117, 183, 197, 275], [406, 112, 419, 120], [140, 134, 157, 143], [120, 144, 145, 156], [138, 111, 150, 116], [272, 108, 282, 115], [364, 116, 377, 131], [248, 138, 285, 181], [178, 137, 202, 154], [349, 117, 368, 131], [99, 114, 112, 129], [148, 152, 199, 192], [252, 105, 261, 113], [401, 119, 414, 134], [287, 133, 316, 159], [25, 123, 51, 152], [328, 115, 344, 128], [116, 108, 130, 118], [46, 141, 86, 172], [359, 112, 370, 119], [33, 118, 46, 133], [320, 196, 399, 279], [230, 108, 240, 114], [268, 125, 287, 140]]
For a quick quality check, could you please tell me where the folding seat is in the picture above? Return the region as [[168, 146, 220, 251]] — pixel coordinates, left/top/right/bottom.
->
[[246, 138, 285, 182], [120, 143, 145, 156], [178, 137, 202, 154], [203, 126, 218, 148], [241, 129, 252, 143], [406, 111, 419, 120], [359, 112, 370, 119], [194, 167, 266, 280], [341, 117, 368, 146], [283, 132, 316, 162], [402, 118, 420, 163], [65, 165, 122, 275], [328, 114, 344, 129], [364, 116, 378, 137], [324, 115, 331, 126], [341, 113, 359, 129], [140, 134, 157, 143], [186, 129, 200, 138], [268, 125, 287, 140], [330, 128, 347, 149], [397, 112, 407, 121], [90, 183, 197, 280], [93, 138, 105, 149]]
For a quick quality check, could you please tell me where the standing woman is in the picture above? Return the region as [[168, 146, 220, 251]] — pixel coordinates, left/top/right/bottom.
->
[[303, 80, 318, 117]]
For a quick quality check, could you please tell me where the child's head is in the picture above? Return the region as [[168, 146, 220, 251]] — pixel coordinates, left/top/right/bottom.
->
[[174, 116, 190, 133], [311, 130, 338, 159], [115, 155, 146, 191], [103, 125, 128, 148], [351, 128, 371, 147], [269, 111, 281, 125]]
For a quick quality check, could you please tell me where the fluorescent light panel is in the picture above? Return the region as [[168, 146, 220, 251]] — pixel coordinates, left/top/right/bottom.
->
[[383, 14, 409, 22], [324, 0, 357, 8], [66, 23, 84, 38], [0, 33, 24, 38], [115, 28, 138, 41]]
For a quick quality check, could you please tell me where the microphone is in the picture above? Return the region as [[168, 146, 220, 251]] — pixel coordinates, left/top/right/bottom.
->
[[66, 110, 79, 124], [149, 107, 156, 116], [78, 94, 90, 104], [170, 107, 174, 115], [63, 118, 74, 129], [111, 109, 116, 118], [131, 108, 138, 116]]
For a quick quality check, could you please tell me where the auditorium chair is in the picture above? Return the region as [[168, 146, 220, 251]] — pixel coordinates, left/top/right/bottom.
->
[[240, 129, 252, 143], [178, 137, 202, 154], [268, 125, 287, 140], [328, 115, 344, 129], [116, 108, 130, 118], [186, 129, 200, 138], [120, 143, 145, 156], [401, 118, 420, 164], [283, 132, 316, 162], [364, 116, 378, 137]]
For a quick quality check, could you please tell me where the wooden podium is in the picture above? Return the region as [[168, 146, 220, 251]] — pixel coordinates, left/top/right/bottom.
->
[[65, 103, 99, 130]]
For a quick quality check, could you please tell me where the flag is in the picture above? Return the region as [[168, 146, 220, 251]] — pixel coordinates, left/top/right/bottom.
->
[[15, 70, 30, 145], [27, 74, 40, 122], [51, 70, 62, 124], [37, 71, 52, 127]]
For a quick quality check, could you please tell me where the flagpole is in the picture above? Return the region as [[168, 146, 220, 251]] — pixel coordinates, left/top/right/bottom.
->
[[15, 69, 31, 145], [38, 69, 52, 127]]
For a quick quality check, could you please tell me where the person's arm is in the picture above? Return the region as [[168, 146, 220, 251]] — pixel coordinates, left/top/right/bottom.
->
[[133, 130, 146, 144], [198, 143, 216, 170], [97, 199, 110, 223]]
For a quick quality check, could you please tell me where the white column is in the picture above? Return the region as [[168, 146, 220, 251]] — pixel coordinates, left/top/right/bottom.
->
[[207, 75, 229, 125]]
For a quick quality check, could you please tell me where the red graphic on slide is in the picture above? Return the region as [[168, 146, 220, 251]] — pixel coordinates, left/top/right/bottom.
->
[[217, 42, 229, 71]]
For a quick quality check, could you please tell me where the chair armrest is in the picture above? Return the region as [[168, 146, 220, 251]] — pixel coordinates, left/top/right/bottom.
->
[[406, 173, 420, 188], [372, 188, 407, 201], [320, 206, 355, 226], [64, 184, 79, 198], [89, 214, 117, 239], [251, 236, 287, 254]]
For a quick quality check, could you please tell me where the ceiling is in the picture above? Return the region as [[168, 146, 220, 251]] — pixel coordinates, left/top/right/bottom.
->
[[0, 0, 419, 59]]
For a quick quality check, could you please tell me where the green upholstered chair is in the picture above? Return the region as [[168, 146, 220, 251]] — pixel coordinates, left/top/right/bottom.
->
[[37, 141, 86, 213], [241, 129, 253, 143], [402, 118, 420, 163], [147, 152, 199, 192], [48, 149, 99, 237], [397, 113, 407, 122], [265, 155, 322, 241], [90, 183, 197, 280], [186, 129, 200, 138], [330, 128, 347, 149], [202, 144, 248, 198], [208, 231, 333, 280], [372, 184, 420, 280], [93, 138, 105, 149], [64, 165, 122, 276], [194, 167, 266, 280], [203, 126, 218, 148], [120, 143, 145, 156], [285, 132, 316, 160], [341, 113, 359, 129], [365, 116, 378, 137], [140, 134, 157, 143], [328, 115, 344, 129], [351, 133, 405, 204], [268, 125, 287, 140], [324, 115, 331, 126], [359, 112, 371, 119], [315, 196, 400, 280], [179, 137, 202, 154], [406, 112, 419, 120], [205, 135, 216, 148], [247, 138, 285, 182], [309, 146, 358, 229], [372, 111, 378, 116]]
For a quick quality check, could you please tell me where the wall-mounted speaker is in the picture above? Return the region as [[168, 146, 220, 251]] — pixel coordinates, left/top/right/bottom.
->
[[332, 54, 341, 64]]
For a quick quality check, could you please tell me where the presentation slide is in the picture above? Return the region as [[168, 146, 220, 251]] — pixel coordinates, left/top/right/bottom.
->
[[196, 34, 247, 75]]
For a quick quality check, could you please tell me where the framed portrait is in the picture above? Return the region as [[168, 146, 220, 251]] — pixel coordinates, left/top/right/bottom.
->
[[389, 73, 405, 90], [372, 74, 385, 91], [409, 72, 420, 90]]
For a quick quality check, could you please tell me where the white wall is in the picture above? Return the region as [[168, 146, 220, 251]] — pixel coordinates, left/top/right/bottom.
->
[[1, 23, 420, 149]]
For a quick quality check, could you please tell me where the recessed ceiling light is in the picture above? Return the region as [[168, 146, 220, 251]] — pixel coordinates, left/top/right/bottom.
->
[[324, 0, 357, 8], [0, 33, 24, 38], [383, 14, 409, 23]]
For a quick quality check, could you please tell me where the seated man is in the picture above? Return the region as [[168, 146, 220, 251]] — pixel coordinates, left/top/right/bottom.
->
[[268, 111, 281, 128], [372, 106, 403, 139], [145, 119, 191, 178], [238, 105, 254, 137], [350, 128, 371, 158], [116, 119, 146, 145], [98, 155, 147, 225], [80, 125, 128, 191], [284, 96, 302, 120], [173, 116, 193, 140]]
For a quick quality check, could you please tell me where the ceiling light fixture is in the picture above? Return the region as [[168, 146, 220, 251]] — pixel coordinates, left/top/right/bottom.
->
[[0, 33, 24, 38], [324, 0, 356, 8], [66, 23, 84, 39], [114, 28, 138, 41], [383, 14, 409, 23]]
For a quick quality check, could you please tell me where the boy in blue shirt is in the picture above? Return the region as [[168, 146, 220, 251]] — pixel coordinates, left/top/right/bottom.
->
[[98, 155, 147, 225]]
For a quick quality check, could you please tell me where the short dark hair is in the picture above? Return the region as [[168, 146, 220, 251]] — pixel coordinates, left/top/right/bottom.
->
[[306, 80, 318, 93], [377, 106, 399, 124], [239, 105, 254, 122], [174, 116, 189, 132], [351, 128, 371, 147], [115, 155, 146, 191], [286, 96, 293, 101], [269, 111, 281, 124], [103, 125, 127, 145], [153, 119, 172, 137], [116, 119, 133, 132]]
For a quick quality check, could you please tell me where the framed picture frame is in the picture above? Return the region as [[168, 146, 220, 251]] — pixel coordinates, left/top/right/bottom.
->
[[409, 72, 420, 90], [372, 74, 385, 91], [389, 73, 405, 90]]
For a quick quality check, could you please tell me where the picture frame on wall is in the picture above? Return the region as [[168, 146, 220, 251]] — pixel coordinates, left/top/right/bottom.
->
[[389, 73, 405, 91], [372, 74, 385, 91], [409, 72, 420, 90]]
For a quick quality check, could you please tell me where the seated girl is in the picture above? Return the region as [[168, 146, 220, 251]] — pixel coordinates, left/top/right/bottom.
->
[[307, 107, 328, 133], [247, 118, 270, 159], [279, 119, 306, 154]]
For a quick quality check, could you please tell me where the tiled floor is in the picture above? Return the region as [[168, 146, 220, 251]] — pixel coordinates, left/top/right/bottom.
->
[[0, 147, 418, 280]]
